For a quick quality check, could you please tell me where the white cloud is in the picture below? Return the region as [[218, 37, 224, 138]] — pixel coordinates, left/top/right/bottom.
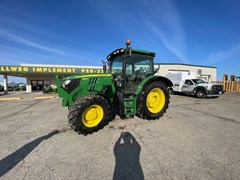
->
[[138, 0, 188, 63], [0, 28, 69, 55], [203, 45, 240, 64], [0, 28, 102, 64]]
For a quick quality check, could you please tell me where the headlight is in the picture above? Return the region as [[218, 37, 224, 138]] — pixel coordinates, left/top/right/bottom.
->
[[206, 85, 212, 90], [64, 80, 71, 85], [64, 79, 80, 94]]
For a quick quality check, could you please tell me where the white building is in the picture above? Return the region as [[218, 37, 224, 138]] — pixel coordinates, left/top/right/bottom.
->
[[155, 63, 216, 82], [0, 63, 217, 94]]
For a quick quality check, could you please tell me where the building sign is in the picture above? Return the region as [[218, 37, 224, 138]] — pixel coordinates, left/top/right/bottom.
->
[[0, 66, 104, 74]]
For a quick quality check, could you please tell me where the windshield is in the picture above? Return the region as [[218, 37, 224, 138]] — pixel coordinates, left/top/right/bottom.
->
[[111, 55, 123, 73], [192, 79, 207, 84], [110, 54, 153, 75]]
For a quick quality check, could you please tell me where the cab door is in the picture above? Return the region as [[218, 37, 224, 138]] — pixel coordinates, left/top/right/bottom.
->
[[182, 79, 194, 93]]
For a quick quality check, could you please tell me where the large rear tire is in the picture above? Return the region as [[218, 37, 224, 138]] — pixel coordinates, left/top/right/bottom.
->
[[137, 82, 170, 120], [68, 95, 112, 134]]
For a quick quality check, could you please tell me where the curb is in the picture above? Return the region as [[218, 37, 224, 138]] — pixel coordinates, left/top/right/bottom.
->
[[0, 97, 22, 101]]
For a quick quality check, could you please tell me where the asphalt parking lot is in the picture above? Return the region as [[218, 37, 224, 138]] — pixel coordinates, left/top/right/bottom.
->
[[0, 92, 240, 180]]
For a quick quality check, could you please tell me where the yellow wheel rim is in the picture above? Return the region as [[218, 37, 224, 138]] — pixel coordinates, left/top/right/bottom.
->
[[146, 88, 165, 113], [82, 105, 104, 128]]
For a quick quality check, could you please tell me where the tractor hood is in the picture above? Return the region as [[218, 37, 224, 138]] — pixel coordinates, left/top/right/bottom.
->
[[62, 73, 112, 92], [63, 73, 112, 81], [56, 73, 114, 107]]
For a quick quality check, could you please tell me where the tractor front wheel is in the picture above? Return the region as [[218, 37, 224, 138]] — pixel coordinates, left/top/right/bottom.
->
[[68, 95, 112, 134], [137, 82, 170, 120]]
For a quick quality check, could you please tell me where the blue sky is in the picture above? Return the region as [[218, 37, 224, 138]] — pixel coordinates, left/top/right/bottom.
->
[[0, 0, 240, 82]]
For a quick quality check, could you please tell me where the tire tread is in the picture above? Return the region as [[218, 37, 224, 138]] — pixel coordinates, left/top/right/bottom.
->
[[136, 81, 170, 120], [68, 95, 112, 135]]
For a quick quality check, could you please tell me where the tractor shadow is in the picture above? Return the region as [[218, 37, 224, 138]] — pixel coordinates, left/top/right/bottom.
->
[[113, 132, 144, 180], [0, 130, 59, 177]]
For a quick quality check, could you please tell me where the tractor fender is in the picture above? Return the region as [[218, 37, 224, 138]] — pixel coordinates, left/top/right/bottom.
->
[[135, 75, 173, 95], [71, 83, 115, 105]]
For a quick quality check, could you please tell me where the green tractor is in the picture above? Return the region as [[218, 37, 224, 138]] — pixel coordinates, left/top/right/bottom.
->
[[43, 85, 58, 94], [56, 40, 173, 134]]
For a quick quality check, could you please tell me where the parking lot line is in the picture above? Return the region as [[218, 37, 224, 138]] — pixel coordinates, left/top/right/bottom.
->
[[35, 96, 56, 99], [0, 97, 22, 101]]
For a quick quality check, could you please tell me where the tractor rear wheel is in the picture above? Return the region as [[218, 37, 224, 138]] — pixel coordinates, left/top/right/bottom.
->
[[137, 82, 170, 120], [68, 95, 112, 134]]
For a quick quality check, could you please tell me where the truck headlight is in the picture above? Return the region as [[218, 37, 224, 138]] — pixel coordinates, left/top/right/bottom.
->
[[206, 85, 212, 90]]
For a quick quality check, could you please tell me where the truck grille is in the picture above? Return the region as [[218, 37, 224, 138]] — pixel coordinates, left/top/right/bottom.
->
[[65, 79, 80, 94], [212, 85, 223, 92]]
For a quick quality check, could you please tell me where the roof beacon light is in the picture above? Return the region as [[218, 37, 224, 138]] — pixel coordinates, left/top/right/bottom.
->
[[126, 39, 130, 47]]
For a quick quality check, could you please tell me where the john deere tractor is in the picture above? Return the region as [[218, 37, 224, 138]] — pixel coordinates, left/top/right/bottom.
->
[[56, 40, 172, 134]]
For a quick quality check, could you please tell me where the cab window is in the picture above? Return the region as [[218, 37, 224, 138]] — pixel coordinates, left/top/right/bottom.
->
[[185, 80, 193, 85]]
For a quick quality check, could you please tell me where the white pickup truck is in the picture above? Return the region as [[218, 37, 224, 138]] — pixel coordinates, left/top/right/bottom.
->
[[166, 72, 224, 98]]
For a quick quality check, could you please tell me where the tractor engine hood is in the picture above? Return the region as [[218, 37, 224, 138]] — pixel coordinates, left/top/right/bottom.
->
[[63, 73, 112, 81], [56, 73, 114, 107], [62, 73, 112, 93]]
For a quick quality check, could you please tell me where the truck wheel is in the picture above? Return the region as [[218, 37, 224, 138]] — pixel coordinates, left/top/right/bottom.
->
[[68, 95, 112, 134], [137, 82, 170, 120], [168, 88, 174, 95], [196, 90, 205, 99]]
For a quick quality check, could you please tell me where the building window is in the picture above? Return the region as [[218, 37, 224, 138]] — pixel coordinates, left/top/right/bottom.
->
[[197, 69, 202, 75], [44, 80, 51, 85]]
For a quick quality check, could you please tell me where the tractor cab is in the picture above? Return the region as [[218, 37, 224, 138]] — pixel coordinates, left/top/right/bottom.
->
[[107, 41, 156, 93]]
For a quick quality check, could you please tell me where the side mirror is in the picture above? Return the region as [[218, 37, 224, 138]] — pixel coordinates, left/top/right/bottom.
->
[[153, 67, 159, 74], [102, 60, 107, 73]]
